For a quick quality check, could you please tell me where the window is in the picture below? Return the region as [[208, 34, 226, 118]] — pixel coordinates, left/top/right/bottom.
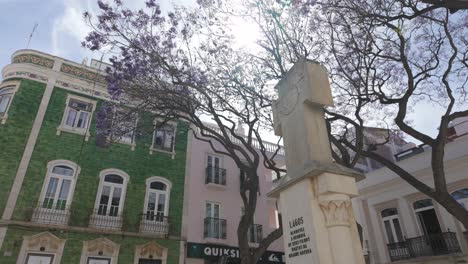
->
[[248, 224, 263, 244], [26, 253, 54, 264], [33, 160, 79, 224], [41, 164, 75, 210], [0, 87, 14, 117], [381, 208, 404, 244], [87, 257, 112, 264], [57, 95, 96, 140], [206, 155, 225, 185], [0, 85, 17, 124], [151, 121, 176, 154], [141, 177, 171, 234], [90, 170, 128, 230], [451, 188, 468, 231], [413, 199, 442, 236], [111, 109, 137, 148], [204, 202, 226, 239], [97, 174, 126, 216], [144, 179, 171, 220]]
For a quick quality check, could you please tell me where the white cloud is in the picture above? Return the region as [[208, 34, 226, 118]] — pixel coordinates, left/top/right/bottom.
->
[[51, 0, 96, 60]]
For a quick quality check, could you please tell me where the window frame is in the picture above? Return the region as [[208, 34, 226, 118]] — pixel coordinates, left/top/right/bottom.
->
[[37, 160, 80, 211], [150, 120, 177, 157], [110, 108, 138, 150], [205, 153, 225, 186], [57, 94, 97, 141], [380, 208, 405, 244], [0, 81, 20, 124], [143, 176, 172, 220], [450, 188, 468, 231], [93, 169, 129, 218]]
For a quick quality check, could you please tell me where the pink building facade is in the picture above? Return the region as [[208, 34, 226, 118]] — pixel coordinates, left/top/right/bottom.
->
[[181, 125, 285, 264]]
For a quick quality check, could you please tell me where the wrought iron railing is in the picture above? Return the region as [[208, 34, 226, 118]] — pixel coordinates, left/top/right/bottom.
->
[[204, 217, 227, 239], [249, 224, 263, 243], [205, 166, 227, 185], [139, 213, 170, 235], [387, 232, 461, 262], [89, 208, 123, 230], [30, 202, 71, 225], [200, 124, 285, 155]]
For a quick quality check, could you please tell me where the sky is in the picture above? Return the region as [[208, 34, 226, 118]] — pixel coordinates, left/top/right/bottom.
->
[[0, 0, 453, 141], [0, 0, 200, 69]]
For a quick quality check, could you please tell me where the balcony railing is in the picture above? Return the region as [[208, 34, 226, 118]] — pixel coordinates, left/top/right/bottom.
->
[[89, 208, 123, 231], [200, 124, 285, 155], [31, 202, 71, 225], [249, 224, 263, 244], [387, 232, 461, 262], [205, 166, 226, 185], [204, 217, 227, 239], [139, 213, 170, 235]]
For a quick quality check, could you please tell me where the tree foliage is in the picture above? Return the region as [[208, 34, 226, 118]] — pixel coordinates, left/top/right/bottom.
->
[[84, 0, 468, 263]]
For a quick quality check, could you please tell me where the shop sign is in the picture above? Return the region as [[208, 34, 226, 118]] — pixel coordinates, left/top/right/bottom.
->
[[187, 242, 285, 264]]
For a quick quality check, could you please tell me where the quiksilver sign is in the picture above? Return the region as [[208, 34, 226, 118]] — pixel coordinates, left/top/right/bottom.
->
[[187, 242, 285, 264]]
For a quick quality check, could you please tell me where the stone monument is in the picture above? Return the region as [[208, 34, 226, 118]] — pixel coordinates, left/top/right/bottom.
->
[[268, 59, 366, 264]]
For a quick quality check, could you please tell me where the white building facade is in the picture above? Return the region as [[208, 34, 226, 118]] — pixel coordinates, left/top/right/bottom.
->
[[353, 119, 468, 264]]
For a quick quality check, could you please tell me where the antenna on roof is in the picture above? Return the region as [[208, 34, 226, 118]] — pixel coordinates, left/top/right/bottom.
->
[[26, 23, 39, 49]]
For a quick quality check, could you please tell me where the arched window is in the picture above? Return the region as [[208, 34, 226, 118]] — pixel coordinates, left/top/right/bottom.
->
[[39, 160, 79, 210], [413, 199, 442, 236], [94, 170, 129, 217], [141, 177, 171, 234], [144, 178, 171, 220], [95, 169, 129, 217], [381, 208, 404, 244], [0, 87, 15, 116]]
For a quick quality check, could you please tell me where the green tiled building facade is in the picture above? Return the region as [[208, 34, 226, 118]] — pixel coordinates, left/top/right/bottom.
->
[[0, 50, 188, 264]]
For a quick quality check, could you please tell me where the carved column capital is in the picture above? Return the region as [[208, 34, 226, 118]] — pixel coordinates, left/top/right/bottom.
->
[[319, 200, 353, 227]]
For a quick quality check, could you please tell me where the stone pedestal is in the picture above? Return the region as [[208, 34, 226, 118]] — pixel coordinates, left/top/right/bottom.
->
[[269, 59, 365, 264], [270, 167, 365, 264]]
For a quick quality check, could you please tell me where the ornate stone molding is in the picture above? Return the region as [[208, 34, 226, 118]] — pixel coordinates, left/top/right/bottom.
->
[[60, 63, 106, 84], [134, 241, 167, 264], [4, 71, 48, 83], [80, 237, 120, 264], [17, 232, 66, 264], [13, 54, 54, 69], [56, 80, 110, 100], [319, 200, 353, 227]]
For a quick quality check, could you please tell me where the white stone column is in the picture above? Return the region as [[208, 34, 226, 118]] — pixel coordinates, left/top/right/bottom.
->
[[268, 59, 366, 264]]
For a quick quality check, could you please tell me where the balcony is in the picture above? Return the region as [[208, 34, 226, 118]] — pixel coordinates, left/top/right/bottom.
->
[[387, 232, 461, 262], [139, 213, 170, 236], [205, 166, 226, 186], [204, 217, 227, 239], [248, 224, 263, 244], [89, 207, 123, 231], [31, 202, 71, 225]]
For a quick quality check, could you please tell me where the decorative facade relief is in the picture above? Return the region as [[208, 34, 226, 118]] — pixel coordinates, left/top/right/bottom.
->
[[134, 241, 167, 264], [60, 63, 107, 84], [319, 200, 353, 227], [12, 54, 54, 69], [80, 237, 120, 264], [56, 80, 110, 100], [4, 71, 49, 83], [17, 232, 66, 264]]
